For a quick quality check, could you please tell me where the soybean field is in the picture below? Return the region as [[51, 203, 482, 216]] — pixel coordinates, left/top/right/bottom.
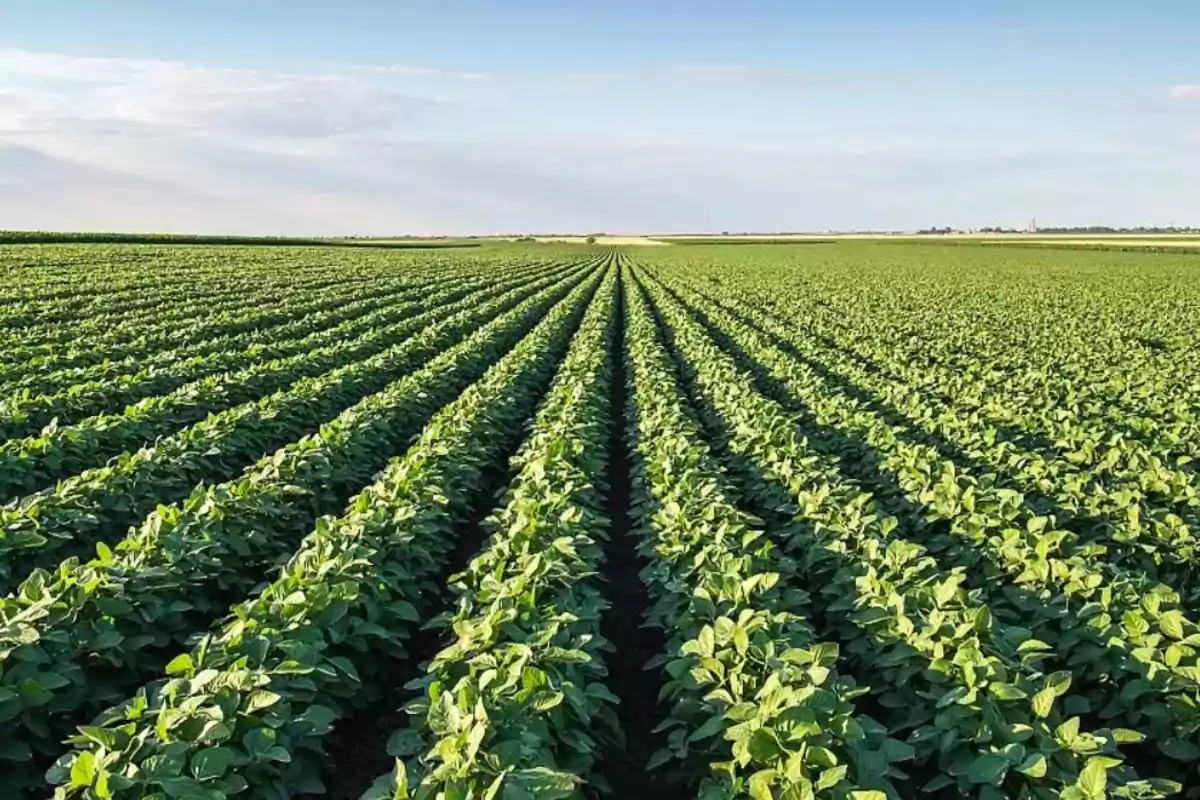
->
[[3, 240, 1200, 800]]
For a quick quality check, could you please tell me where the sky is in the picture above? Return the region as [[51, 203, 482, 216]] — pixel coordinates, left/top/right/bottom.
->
[[1, 1, 1198, 235]]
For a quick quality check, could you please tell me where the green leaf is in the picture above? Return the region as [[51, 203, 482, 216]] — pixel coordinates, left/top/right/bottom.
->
[[190, 747, 235, 781], [501, 782, 533, 800], [747, 728, 782, 762], [697, 626, 715, 657], [1160, 610, 1185, 640], [165, 654, 194, 676], [18, 680, 53, 707], [158, 776, 226, 800], [880, 738, 915, 762], [967, 753, 1010, 785], [70, 751, 96, 787], [392, 602, 420, 622], [297, 704, 339, 733], [1031, 687, 1055, 719], [988, 683, 1028, 701], [1077, 757, 1107, 799], [242, 727, 275, 756], [1017, 753, 1047, 778], [245, 690, 282, 714], [689, 714, 725, 743], [748, 769, 776, 800], [329, 657, 361, 682], [1159, 738, 1200, 761], [0, 739, 33, 762], [817, 764, 848, 790]]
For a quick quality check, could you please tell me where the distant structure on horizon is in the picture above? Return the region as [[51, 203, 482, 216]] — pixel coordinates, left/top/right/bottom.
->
[[1028, 218, 1038, 233]]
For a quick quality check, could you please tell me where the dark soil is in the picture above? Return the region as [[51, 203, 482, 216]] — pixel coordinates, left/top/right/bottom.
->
[[319, 268, 608, 798], [321, 465, 512, 800], [594, 263, 689, 800]]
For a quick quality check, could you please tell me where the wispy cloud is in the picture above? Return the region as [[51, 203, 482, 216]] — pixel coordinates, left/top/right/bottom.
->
[[0, 48, 452, 148], [0, 47, 1197, 234], [1168, 84, 1200, 99], [664, 63, 802, 86], [344, 63, 491, 82], [552, 62, 802, 90]]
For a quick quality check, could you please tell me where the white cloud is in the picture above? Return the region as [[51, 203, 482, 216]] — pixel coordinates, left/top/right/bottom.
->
[[549, 62, 801, 90], [1168, 84, 1200, 99], [0, 47, 1197, 235], [664, 63, 802, 86], [0, 48, 450, 147], [335, 62, 492, 83]]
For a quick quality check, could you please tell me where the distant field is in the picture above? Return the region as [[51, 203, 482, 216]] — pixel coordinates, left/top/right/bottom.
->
[[988, 237, 1200, 248], [661, 232, 1200, 239], [0, 231, 481, 249], [656, 232, 1200, 252], [514, 235, 670, 246], [347, 238, 482, 247]]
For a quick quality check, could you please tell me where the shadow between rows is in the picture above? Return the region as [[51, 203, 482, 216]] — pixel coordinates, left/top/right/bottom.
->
[[639, 275, 1177, 790], [634, 271, 937, 796], [322, 460, 516, 800], [754, 291, 1200, 512], [593, 262, 687, 800], [681, 280, 1200, 596]]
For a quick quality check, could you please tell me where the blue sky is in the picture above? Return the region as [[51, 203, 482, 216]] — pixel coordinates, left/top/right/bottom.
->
[[1, 1, 1198, 235]]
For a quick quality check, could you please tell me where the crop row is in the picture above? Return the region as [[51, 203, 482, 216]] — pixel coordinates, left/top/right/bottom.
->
[[0, 258, 598, 597], [365, 257, 622, 799], [639, 259, 1200, 791], [0, 266, 455, 414], [0, 261, 556, 497], [619, 266, 907, 799], [5, 240, 1197, 798], [0, 271, 381, 370], [45, 257, 611, 799], [0, 248, 570, 384], [0, 270, 369, 353], [633, 263, 1182, 798], [687, 278, 1200, 595], [0, 265, 481, 407]]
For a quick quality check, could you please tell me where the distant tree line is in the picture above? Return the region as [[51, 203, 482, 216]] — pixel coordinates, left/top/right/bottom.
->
[[0, 231, 477, 249], [0, 230, 333, 245], [920, 225, 1200, 235], [1032, 226, 1199, 234]]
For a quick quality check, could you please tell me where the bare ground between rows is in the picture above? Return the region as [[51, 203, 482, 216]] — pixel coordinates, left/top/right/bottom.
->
[[648, 271, 1187, 794], [321, 460, 516, 799], [593, 264, 688, 800]]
